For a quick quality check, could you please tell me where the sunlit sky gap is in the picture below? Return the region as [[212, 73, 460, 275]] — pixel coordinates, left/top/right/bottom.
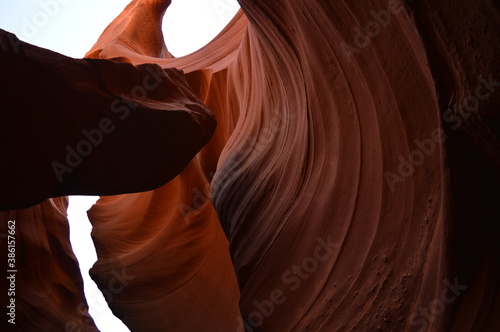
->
[[0, 0, 239, 330]]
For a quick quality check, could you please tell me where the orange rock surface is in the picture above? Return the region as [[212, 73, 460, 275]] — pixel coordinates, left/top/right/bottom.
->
[[1, 0, 499, 331], [1, 198, 98, 331]]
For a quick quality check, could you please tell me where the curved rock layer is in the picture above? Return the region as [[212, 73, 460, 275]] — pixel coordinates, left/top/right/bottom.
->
[[0, 198, 98, 331], [84, 0, 500, 331], [2, 0, 499, 331]]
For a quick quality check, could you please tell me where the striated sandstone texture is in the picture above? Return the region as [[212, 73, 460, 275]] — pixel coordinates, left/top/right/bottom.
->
[[1, 198, 98, 331], [1, 0, 499, 331]]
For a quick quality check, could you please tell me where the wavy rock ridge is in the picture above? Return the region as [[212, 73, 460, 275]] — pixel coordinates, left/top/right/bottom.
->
[[1, 0, 499, 331]]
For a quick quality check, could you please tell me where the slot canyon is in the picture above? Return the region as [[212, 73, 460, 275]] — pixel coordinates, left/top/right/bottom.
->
[[1, 0, 499, 331]]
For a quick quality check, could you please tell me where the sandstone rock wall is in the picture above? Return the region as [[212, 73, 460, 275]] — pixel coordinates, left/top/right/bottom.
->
[[1, 0, 498, 331]]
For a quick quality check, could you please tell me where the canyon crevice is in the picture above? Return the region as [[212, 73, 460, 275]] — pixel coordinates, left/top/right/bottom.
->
[[1, 0, 499, 331]]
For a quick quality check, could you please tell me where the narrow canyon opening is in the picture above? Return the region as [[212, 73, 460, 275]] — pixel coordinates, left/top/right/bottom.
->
[[2, 0, 498, 331], [67, 1, 240, 331]]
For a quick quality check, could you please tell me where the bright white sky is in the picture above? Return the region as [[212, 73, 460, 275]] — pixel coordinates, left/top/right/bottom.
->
[[0, 0, 239, 331]]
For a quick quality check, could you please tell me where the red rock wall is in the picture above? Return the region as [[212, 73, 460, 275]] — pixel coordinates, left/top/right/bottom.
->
[[0, 198, 98, 331], [1, 0, 499, 331]]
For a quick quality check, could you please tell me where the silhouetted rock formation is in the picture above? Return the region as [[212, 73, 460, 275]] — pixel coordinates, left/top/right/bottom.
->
[[0, 28, 215, 210]]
